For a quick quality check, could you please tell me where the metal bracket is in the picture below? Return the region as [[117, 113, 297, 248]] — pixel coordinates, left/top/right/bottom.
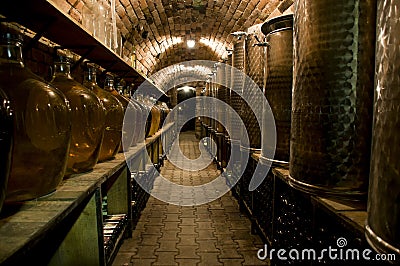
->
[[22, 17, 56, 53]]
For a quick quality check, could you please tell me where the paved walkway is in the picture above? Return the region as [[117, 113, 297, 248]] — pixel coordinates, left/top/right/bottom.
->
[[113, 132, 269, 266]]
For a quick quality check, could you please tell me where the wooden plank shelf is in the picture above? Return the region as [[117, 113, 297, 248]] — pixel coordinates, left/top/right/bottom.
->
[[0, 124, 175, 265], [0, 0, 169, 101]]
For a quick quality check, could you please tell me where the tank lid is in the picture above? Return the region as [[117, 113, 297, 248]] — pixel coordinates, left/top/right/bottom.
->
[[261, 14, 293, 35]]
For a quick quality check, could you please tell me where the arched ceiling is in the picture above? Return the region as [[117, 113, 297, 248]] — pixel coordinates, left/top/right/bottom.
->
[[55, 0, 294, 77], [150, 60, 215, 91], [115, 0, 290, 75], [151, 41, 220, 73]]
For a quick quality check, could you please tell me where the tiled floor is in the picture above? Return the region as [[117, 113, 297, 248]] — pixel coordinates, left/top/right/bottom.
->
[[113, 132, 269, 266]]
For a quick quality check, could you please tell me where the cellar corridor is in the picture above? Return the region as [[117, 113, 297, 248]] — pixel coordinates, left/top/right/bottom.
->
[[113, 132, 269, 266]]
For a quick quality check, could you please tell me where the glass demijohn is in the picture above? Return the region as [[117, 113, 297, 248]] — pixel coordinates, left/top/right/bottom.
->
[[83, 64, 124, 161], [0, 31, 71, 202], [51, 55, 105, 177], [0, 88, 13, 210]]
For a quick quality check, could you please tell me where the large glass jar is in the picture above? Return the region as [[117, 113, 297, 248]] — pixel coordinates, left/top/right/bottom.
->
[[129, 92, 148, 144], [81, 0, 95, 34], [0, 32, 71, 202], [94, 0, 106, 43], [140, 97, 160, 137], [104, 74, 136, 151], [0, 88, 13, 210], [51, 55, 105, 176], [131, 98, 146, 143], [135, 99, 147, 143], [116, 81, 141, 147], [137, 95, 152, 138], [150, 105, 161, 136], [83, 65, 123, 162]]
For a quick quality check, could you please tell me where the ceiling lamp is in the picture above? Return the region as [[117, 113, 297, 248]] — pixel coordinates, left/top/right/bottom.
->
[[187, 39, 196, 48]]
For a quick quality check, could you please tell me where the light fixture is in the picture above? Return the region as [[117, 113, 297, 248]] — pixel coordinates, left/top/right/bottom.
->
[[187, 39, 196, 48], [177, 86, 195, 93], [183, 86, 192, 93]]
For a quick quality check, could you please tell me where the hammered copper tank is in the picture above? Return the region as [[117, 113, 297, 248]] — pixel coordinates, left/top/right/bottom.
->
[[289, 0, 376, 199], [261, 14, 293, 164], [366, 0, 400, 256]]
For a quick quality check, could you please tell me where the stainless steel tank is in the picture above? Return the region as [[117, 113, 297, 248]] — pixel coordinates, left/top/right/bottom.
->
[[243, 29, 264, 151], [211, 73, 217, 158], [225, 54, 233, 139], [289, 0, 376, 199], [231, 39, 246, 176], [261, 14, 293, 165], [216, 63, 227, 133], [231, 39, 246, 143], [366, 0, 400, 256], [225, 54, 233, 181], [216, 63, 228, 168], [203, 81, 211, 128], [204, 81, 212, 152]]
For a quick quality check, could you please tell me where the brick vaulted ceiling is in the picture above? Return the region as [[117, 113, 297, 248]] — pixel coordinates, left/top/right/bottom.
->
[[57, 0, 292, 76], [117, 0, 284, 75]]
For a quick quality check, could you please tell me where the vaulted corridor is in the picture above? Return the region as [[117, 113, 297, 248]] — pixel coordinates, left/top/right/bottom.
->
[[114, 132, 269, 265]]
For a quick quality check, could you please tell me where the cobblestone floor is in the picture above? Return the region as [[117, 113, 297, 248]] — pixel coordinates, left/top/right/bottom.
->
[[113, 132, 269, 266]]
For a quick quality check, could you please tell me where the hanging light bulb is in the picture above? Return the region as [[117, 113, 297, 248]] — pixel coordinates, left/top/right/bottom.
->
[[187, 39, 196, 48]]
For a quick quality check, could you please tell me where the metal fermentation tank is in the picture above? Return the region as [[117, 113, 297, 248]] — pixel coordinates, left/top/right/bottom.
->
[[243, 27, 264, 152], [366, 0, 400, 257], [289, 0, 376, 199], [216, 63, 228, 168], [231, 39, 247, 176], [261, 14, 293, 166]]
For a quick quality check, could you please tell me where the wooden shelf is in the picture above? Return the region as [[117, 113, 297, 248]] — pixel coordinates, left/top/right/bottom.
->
[[104, 218, 128, 266], [0, 124, 175, 265], [0, 0, 168, 101]]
